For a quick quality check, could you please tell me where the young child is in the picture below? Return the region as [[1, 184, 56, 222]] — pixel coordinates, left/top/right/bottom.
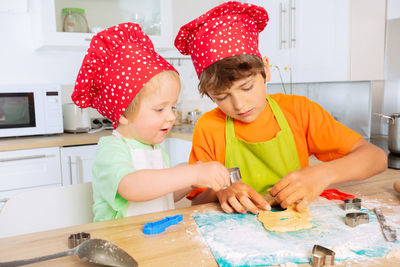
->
[[174, 2, 387, 214], [72, 23, 230, 222]]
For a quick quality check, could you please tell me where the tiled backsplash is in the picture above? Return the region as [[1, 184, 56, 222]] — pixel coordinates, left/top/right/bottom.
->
[[62, 59, 379, 138], [172, 59, 376, 138], [169, 59, 217, 122], [267, 81, 373, 138], [61, 59, 218, 122]]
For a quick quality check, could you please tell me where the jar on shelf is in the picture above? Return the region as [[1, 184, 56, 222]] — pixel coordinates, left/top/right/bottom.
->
[[173, 101, 183, 126], [174, 109, 182, 126], [187, 110, 202, 125], [62, 8, 89, 33]]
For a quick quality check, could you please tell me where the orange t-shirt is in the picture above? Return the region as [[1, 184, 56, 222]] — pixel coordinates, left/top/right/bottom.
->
[[187, 93, 362, 199]]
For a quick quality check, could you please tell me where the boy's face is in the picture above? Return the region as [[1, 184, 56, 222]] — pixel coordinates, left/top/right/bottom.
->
[[118, 72, 180, 145], [208, 73, 267, 123]]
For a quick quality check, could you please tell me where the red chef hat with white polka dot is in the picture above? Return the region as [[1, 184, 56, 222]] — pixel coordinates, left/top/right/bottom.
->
[[174, 1, 268, 78], [72, 22, 177, 128]]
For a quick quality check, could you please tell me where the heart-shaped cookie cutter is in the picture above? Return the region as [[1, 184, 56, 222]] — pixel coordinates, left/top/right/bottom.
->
[[345, 212, 369, 227]]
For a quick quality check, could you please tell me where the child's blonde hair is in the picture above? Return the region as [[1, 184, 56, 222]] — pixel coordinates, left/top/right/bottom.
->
[[123, 70, 180, 119]]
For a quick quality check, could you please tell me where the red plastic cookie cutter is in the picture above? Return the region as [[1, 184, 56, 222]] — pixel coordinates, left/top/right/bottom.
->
[[320, 189, 355, 201]]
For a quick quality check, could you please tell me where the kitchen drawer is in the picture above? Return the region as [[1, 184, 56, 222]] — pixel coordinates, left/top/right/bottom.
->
[[0, 184, 58, 210], [0, 147, 62, 193]]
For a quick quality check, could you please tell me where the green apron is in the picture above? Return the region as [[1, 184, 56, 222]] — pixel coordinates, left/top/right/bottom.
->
[[225, 95, 301, 193]]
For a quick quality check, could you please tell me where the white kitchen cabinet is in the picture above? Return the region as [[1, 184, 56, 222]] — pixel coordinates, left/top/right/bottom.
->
[[162, 138, 192, 167], [247, 0, 292, 84], [60, 145, 97, 185], [30, 0, 173, 50], [249, 0, 385, 83], [0, 147, 62, 209]]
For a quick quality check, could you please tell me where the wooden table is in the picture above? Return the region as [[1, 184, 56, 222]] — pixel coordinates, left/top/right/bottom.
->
[[0, 167, 399, 266]]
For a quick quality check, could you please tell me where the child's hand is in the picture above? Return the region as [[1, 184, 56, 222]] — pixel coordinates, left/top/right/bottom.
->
[[192, 161, 230, 192], [216, 181, 271, 214], [269, 165, 332, 211]]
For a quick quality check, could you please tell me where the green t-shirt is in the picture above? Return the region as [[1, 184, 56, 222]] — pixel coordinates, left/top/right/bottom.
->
[[92, 135, 170, 222]]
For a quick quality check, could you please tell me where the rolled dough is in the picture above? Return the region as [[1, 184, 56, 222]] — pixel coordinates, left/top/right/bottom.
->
[[258, 206, 313, 232]]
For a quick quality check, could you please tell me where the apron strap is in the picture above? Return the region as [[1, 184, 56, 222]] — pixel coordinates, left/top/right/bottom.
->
[[266, 95, 291, 132], [112, 130, 134, 150], [225, 115, 235, 143]]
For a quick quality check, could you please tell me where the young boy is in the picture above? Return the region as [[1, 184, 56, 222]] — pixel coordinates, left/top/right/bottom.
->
[[72, 23, 230, 222], [174, 2, 387, 214]]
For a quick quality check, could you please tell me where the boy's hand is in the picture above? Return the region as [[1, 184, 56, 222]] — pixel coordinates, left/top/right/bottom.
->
[[192, 161, 230, 192], [269, 165, 332, 211], [215, 181, 271, 214]]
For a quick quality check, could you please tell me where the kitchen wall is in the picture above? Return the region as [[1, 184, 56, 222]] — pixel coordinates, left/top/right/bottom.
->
[[0, 0, 222, 120], [0, 2, 86, 85], [0, 0, 397, 138], [371, 0, 400, 136]]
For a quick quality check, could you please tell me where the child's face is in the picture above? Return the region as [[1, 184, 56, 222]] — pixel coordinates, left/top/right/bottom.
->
[[119, 72, 181, 144], [208, 73, 267, 123]]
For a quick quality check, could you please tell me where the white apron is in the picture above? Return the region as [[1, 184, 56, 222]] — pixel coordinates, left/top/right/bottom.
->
[[113, 130, 174, 216]]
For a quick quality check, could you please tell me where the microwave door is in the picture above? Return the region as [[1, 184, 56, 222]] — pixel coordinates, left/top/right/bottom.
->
[[0, 92, 44, 137], [0, 93, 36, 129]]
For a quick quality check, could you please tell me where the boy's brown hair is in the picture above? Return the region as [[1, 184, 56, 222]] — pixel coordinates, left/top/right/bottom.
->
[[198, 55, 266, 97]]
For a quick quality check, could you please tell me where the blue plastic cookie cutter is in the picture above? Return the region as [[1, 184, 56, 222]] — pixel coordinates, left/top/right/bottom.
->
[[143, 214, 183, 235]]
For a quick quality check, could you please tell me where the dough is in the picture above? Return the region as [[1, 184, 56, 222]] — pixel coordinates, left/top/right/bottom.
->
[[258, 206, 313, 232]]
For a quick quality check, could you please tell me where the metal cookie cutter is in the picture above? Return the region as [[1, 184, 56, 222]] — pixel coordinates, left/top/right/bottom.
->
[[68, 232, 91, 248], [311, 245, 335, 267], [344, 198, 361, 210], [345, 212, 369, 227], [228, 167, 242, 184]]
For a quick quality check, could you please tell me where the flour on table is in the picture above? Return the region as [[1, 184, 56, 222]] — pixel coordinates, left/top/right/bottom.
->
[[258, 206, 313, 232]]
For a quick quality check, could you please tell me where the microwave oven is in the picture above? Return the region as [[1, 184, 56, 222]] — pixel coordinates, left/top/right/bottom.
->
[[0, 84, 63, 138]]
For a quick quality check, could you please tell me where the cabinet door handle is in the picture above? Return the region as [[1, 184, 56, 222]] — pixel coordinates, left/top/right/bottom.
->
[[68, 156, 74, 185], [289, 0, 296, 48], [76, 156, 83, 184], [280, 2, 287, 49], [0, 154, 54, 162]]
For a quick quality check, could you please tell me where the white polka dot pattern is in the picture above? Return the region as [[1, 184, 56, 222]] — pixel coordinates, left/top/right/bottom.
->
[[72, 22, 177, 128], [174, 1, 268, 77]]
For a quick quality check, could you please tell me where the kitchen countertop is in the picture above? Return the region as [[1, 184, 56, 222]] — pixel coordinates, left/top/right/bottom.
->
[[0, 163, 399, 266], [0, 124, 194, 152], [0, 125, 388, 153]]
